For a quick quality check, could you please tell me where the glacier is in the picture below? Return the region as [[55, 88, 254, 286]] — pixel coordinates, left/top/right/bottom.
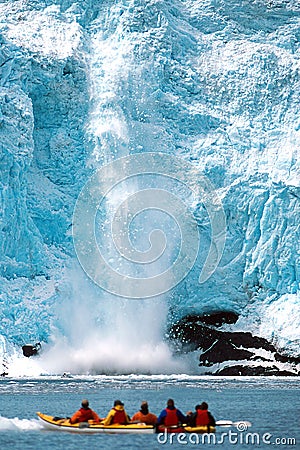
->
[[0, 0, 299, 375]]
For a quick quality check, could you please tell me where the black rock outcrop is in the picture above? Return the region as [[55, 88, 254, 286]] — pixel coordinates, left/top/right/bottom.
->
[[169, 313, 299, 376]]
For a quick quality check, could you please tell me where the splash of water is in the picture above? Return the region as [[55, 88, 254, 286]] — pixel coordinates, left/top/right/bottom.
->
[[0, 416, 42, 432], [7, 264, 192, 376]]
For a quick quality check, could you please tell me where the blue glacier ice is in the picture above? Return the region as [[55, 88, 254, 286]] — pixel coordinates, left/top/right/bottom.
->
[[0, 0, 299, 374]]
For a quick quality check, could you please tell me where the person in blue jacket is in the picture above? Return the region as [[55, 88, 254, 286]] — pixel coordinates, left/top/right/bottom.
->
[[157, 399, 187, 427]]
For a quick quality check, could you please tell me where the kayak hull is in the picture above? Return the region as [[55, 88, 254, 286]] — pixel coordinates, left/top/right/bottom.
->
[[37, 412, 155, 434]]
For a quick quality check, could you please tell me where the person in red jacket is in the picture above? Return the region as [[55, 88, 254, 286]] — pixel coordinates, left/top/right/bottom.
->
[[102, 400, 130, 425], [157, 398, 187, 427], [69, 399, 101, 424], [188, 402, 215, 427], [131, 401, 157, 425]]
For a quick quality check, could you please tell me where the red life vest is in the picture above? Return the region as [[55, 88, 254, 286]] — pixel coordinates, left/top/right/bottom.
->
[[78, 408, 94, 422], [112, 408, 127, 424], [195, 410, 210, 426], [164, 408, 179, 426]]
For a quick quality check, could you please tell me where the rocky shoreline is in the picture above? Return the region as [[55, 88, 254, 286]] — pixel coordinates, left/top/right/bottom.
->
[[170, 312, 300, 376]]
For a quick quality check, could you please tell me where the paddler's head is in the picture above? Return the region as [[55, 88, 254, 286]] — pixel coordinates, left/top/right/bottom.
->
[[81, 399, 89, 409], [114, 400, 124, 407], [197, 402, 208, 410], [140, 401, 149, 414], [167, 398, 175, 408]]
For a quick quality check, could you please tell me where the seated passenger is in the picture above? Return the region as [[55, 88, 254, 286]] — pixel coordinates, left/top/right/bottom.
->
[[188, 402, 216, 427], [157, 398, 187, 427], [131, 401, 157, 425], [69, 399, 101, 424], [102, 400, 130, 425]]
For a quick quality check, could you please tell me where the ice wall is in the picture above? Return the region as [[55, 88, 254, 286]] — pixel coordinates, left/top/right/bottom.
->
[[0, 0, 299, 370]]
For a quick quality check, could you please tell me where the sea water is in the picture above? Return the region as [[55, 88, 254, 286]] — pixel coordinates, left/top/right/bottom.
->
[[0, 376, 298, 450]]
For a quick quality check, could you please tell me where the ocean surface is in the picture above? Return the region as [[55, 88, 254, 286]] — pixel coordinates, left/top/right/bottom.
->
[[0, 376, 298, 450]]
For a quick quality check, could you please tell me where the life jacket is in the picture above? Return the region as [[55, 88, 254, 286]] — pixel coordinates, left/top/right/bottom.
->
[[112, 408, 127, 424], [164, 408, 179, 426], [132, 411, 157, 425], [78, 407, 94, 422], [195, 410, 210, 426]]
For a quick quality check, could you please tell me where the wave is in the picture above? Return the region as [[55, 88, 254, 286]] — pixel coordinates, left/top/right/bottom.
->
[[0, 416, 42, 432]]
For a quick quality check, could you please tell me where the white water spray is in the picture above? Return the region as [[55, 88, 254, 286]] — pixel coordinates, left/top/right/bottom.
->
[[8, 265, 190, 375], [33, 10, 192, 375], [0, 416, 42, 432]]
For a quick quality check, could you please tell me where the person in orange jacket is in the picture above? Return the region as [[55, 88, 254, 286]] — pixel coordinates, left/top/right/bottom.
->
[[69, 399, 101, 424], [131, 401, 157, 425], [102, 400, 130, 425]]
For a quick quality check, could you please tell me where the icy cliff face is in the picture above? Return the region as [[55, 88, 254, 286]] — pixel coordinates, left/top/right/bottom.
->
[[0, 0, 299, 373]]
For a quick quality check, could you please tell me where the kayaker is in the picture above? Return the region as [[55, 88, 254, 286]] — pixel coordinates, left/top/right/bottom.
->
[[102, 400, 131, 425], [188, 402, 216, 427], [157, 398, 187, 427], [131, 401, 157, 425], [69, 399, 101, 424]]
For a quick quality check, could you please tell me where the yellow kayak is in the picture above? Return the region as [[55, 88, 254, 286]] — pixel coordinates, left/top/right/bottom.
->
[[157, 424, 216, 433], [37, 412, 216, 435], [37, 412, 155, 434], [182, 425, 215, 433]]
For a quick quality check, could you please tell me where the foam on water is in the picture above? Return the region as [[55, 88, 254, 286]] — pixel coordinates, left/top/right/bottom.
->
[[0, 417, 42, 432]]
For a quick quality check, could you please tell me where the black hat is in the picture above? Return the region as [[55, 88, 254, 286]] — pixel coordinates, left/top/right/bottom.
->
[[196, 402, 208, 410], [167, 399, 175, 407], [114, 400, 124, 406]]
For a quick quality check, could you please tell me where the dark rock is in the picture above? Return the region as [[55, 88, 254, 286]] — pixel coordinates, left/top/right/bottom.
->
[[22, 342, 41, 358], [169, 313, 299, 375], [170, 316, 278, 356], [214, 365, 298, 376], [200, 339, 253, 365], [250, 355, 270, 362], [274, 353, 300, 365], [197, 311, 239, 327]]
